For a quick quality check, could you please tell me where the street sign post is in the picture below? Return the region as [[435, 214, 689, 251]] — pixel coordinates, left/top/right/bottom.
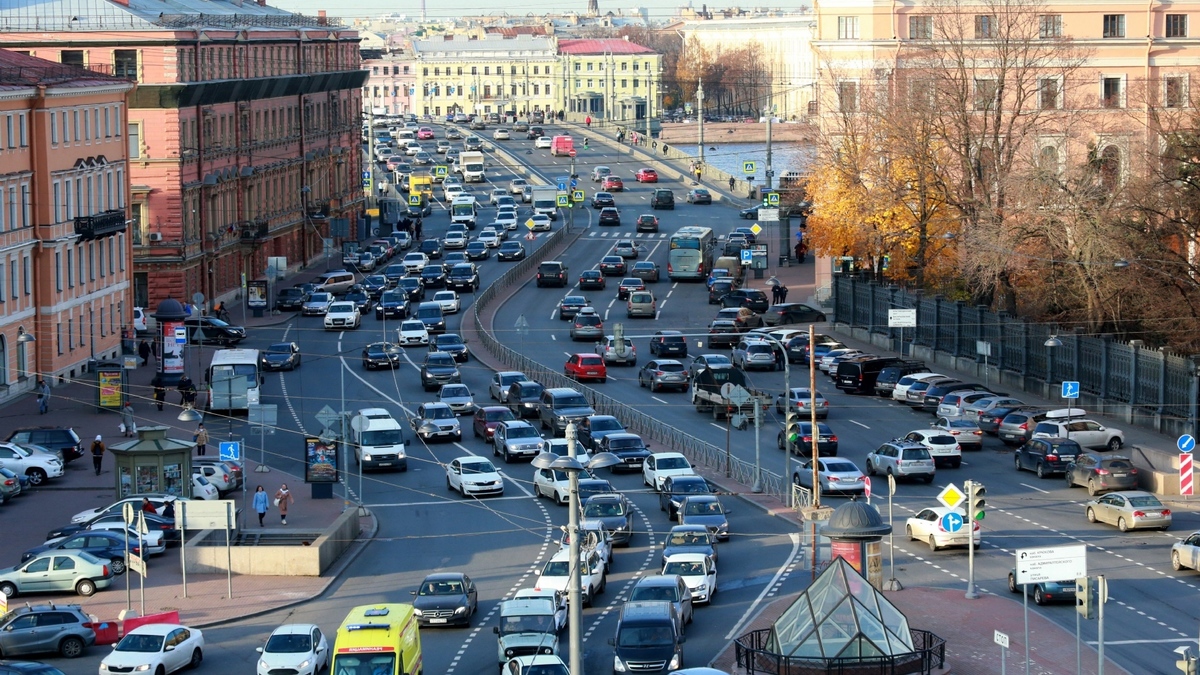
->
[[1015, 544, 1087, 585], [940, 511, 964, 533], [863, 476, 872, 499], [888, 309, 917, 328], [218, 441, 240, 461], [1062, 381, 1080, 399], [174, 327, 187, 345], [936, 483, 965, 509], [739, 249, 753, 266]]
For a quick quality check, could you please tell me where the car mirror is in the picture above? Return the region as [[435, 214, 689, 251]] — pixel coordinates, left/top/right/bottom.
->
[[256, 647, 264, 653], [493, 626, 500, 634], [410, 590, 417, 596], [165, 644, 176, 652]]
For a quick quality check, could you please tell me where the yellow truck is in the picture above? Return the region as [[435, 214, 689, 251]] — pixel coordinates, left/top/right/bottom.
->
[[408, 174, 433, 199], [332, 604, 423, 675]]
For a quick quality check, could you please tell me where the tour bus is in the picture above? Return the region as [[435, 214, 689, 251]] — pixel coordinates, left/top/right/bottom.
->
[[207, 348, 262, 414], [550, 135, 575, 157], [667, 226, 716, 280], [332, 604, 423, 675]]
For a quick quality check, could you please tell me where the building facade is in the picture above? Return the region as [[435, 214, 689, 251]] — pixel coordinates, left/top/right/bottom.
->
[[363, 52, 418, 116], [0, 0, 368, 311], [559, 38, 661, 122], [411, 35, 560, 118], [0, 49, 134, 391]]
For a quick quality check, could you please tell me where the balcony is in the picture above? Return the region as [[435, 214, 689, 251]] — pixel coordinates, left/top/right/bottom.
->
[[74, 210, 127, 240], [238, 219, 270, 244]]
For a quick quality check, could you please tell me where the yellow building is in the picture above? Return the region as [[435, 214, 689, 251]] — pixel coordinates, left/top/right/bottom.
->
[[412, 35, 559, 118], [559, 38, 661, 123]]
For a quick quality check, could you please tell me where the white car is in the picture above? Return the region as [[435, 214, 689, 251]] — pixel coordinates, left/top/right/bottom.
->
[[529, 214, 551, 232], [445, 456, 505, 497], [256, 624, 329, 675], [492, 128, 511, 140], [443, 183, 466, 200], [1171, 530, 1200, 571], [433, 290, 460, 314], [481, 226, 505, 242], [535, 136, 553, 149], [905, 506, 980, 551], [512, 587, 568, 632], [509, 178, 528, 195], [900, 429, 962, 468], [892, 372, 945, 402], [494, 212, 518, 231], [560, 519, 614, 566], [397, 319, 430, 346], [71, 495, 186, 524], [192, 464, 235, 493], [489, 188, 508, 205], [533, 466, 578, 505], [100, 623, 205, 675], [192, 474, 219, 499], [662, 552, 717, 604], [402, 252, 429, 273], [535, 548, 605, 606], [642, 452, 696, 491], [505, 655, 567, 675], [323, 301, 361, 330], [0, 441, 63, 485], [1032, 409, 1125, 451], [478, 230, 501, 248], [444, 232, 468, 249], [404, 141, 422, 156]]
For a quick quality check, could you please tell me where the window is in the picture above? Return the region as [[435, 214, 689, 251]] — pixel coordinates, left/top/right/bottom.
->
[[1167, 14, 1188, 38], [974, 79, 998, 109], [61, 50, 83, 66], [55, 252, 61, 291], [1039, 78, 1060, 109], [1165, 76, 1187, 107], [909, 16, 934, 40], [1103, 14, 1125, 38], [19, 113, 26, 146], [1102, 77, 1123, 108], [838, 16, 860, 39], [66, 249, 73, 288], [471, 66, 477, 75], [533, 66, 539, 75], [128, 123, 139, 158], [975, 15, 996, 39], [5, 115, 12, 148], [89, 243, 95, 281], [114, 49, 137, 79], [1097, 145, 1121, 190], [50, 111, 58, 144], [838, 81, 858, 112], [23, 255, 30, 295], [7, 187, 14, 230], [1039, 14, 1063, 38]]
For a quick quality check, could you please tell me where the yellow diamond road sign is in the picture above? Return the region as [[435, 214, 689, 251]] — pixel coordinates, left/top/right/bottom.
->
[[937, 483, 966, 509], [750, 223, 763, 235], [525, 218, 536, 230]]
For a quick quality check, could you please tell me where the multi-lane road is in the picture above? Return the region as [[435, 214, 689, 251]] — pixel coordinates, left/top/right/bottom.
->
[[33, 122, 1199, 674]]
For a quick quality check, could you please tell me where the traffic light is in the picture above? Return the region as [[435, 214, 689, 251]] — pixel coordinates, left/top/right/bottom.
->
[[967, 481, 987, 521], [1076, 576, 1094, 619]]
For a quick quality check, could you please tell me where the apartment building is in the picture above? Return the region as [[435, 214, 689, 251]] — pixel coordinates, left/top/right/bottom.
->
[[0, 0, 368, 310], [559, 38, 661, 122], [0, 49, 134, 393], [363, 53, 418, 116], [411, 35, 560, 117]]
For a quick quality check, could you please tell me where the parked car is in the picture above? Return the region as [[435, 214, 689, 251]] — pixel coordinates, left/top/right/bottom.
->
[[1064, 453, 1138, 495], [0, 602, 96, 658], [1014, 437, 1083, 478], [100, 623, 204, 675], [0, 551, 114, 598]]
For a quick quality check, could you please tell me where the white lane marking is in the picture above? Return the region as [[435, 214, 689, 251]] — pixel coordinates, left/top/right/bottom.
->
[[710, 423, 725, 431], [1087, 638, 1200, 646], [550, 335, 557, 341], [849, 420, 870, 429], [369, 495, 532, 507], [725, 532, 802, 641], [651, 396, 669, 404], [1020, 482, 1051, 494]]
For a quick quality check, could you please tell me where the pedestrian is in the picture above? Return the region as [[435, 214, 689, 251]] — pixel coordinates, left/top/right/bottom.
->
[[771, 285, 781, 305], [142, 497, 156, 514], [35, 378, 49, 414], [694, 166, 703, 183], [585, 115, 592, 128], [414, 218, 423, 241], [177, 375, 197, 408], [617, 130, 624, 144], [90, 435, 106, 476], [729, 177, 736, 191], [153, 379, 166, 411], [779, 285, 789, 303], [121, 401, 137, 437], [794, 241, 804, 261], [162, 499, 175, 520], [194, 423, 209, 456], [274, 483, 294, 525], [253, 486, 269, 526], [138, 339, 151, 366]]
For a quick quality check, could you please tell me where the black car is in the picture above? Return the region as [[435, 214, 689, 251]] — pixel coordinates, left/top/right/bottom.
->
[[375, 290, 409, 319], [779, 421, 839, 456], [658, 475, 712, 519], [1015, 437, 1082, 478], [764, 303, 827, 325], [979, 405, 1022, 435], [537, 262, 568, 288], [579, 270, 606, 290], [599, 433, 651, 472], [7, 428, 84, 464], [361, 274, 390, 299], [558, 295, 590, 321], [384, 263, 408, 285], [430, 333, 470, 362], [419, 239, 444, 259], [362, 342, 403, 370], [526, 126, 544, 139], [420, 352, 461, 391], [707, 320, 741, 349], [591, 192, 616, 209], [708, 279, 735, 304], [411, 572, 478, 627], [183, 316, 246, 346], [598, 208, 621, 226], [395, 277, 426, 302], [420, 264, 448, 288], [498, 241, 525, 261], [465, 242, 490, 260], [260, 342, 301, 371], [275, 286, 309, 310], [446, 263, 479, 292], [577, 478, 617, 502], [721, 289, 770, 313], [22, 530, 135, 573], [649, 331, 688, 357], [344, 289, 373, 314]]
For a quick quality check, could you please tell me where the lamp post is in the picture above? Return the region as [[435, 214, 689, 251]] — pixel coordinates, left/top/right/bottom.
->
[[531, 426, 620, 675], [746, 329, 792, 505]]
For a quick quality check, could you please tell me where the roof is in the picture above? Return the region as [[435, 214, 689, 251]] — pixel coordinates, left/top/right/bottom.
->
[[0, 49, 125, 88], [0, 0, 327, 32], [558, 38, 655, 55]]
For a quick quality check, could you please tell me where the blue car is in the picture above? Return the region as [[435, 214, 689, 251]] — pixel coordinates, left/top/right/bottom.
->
[[21, 530, 138, 574], [1007, 568, 1075, 605]]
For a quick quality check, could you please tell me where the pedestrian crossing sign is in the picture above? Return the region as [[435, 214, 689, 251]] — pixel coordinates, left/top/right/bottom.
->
[[557, 195, 570, 207], [573, 190, 585, 203], [766, 192, 780, 206], [743, 161, 756, 174], [408, 195, 421, 206], [434, 165, 448, 177]]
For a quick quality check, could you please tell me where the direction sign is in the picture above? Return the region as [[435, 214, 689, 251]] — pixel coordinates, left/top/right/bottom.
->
[[573, 190, 585, 202], [557, 195, 570, 207], [315, 405, 341, 430], [994, 631, 1009, 649], [888, 308, 917, 328], [571, 178, 578, 188], [937, 483, 966, 509], [1179, 434, 1196, 453], [219, 441, 240, 461], [174, 327, 188, 345], [940, 511, 964, 533], [557, 180, 568, 191], [759, 208, 780, 222], [743, 160, 757, 174], [739, 249, 753, 266], [749, 223, 763, 236], [1015, 544, 1087, 585], [1061, 381, 1080, 399]]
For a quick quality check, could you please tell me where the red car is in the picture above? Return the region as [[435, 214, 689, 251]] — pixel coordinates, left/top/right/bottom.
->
[[602, 176, 625, 192], [417, 127, 435, 140], [635, 168, 659, 183], [565, 353, 608, 382], [473, 406, 517, 443]]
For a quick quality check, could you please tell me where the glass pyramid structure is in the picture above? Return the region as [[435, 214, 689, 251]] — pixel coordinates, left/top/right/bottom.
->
[[766, 557, 914, 660]]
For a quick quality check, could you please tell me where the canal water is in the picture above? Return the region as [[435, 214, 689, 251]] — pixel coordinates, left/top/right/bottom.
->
[[675, 142, 815, 183]]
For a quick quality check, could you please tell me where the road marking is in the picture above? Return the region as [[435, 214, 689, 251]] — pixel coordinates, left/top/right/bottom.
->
[[652, 396, 669, 404], [1020, 482, 1051, 494], [849, 420, 870, 429], [725, 532, 801, 641], [550, 335, 556, 341], [1087, 638, 1199, 646], [710, 423, 725, 431], [368, 495, 532, 507]]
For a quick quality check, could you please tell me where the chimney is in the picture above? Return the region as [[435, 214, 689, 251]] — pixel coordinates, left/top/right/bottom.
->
[[318, 9, 327, 24], [257, 0, 266, 5]]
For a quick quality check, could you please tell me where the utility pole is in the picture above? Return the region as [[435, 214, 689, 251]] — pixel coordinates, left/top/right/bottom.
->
[[367, 107, 376, 208], [765, 106, 774, 191], [568, 151, 577, 234], [697, 77, 705, 166]]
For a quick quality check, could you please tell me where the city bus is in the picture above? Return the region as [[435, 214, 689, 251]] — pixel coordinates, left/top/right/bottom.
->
[[332, 604, 423, 675], [667, 226, 716, 281], [207, 348, 262, 414]]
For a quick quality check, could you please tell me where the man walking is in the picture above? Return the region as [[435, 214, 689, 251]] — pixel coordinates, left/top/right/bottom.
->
[[36, 379, 50, 414], [771, 285, 781, 305], [153, 378, 166, 411], [779, 285, 790, 303], [90, 436, 106, 476]]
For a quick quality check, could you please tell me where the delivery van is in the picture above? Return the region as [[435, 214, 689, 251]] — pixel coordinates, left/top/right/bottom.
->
[[332, 604, 423, 675], [350, 408, 408, 471], [550, 135, 575, 157]]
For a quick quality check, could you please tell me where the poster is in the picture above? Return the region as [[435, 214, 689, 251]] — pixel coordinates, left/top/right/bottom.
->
[[305, 437, 338, 483], [831, 540, 863, 573], [866, 540, 884, 589], [98, 370, 123, 408], [160, 320, 184, 375], [247, 280, 268, 309]]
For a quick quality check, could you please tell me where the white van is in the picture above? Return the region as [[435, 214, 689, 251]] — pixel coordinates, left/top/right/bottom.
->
[[349, 408, 407, 471], [449, 197, 478, 229], [313, 270, 356, 295]]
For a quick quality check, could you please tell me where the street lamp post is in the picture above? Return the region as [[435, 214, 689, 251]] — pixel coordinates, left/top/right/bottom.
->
[[531, 426, 620, 675]]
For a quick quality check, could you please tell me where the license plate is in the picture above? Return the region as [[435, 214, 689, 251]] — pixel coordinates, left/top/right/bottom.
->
[[379, 462, 392, 467], [1113, 473, 1127, 477], [430, 618, 447, 624]]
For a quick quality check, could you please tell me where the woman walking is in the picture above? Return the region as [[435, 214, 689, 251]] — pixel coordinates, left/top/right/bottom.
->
[[121, 402, 137, 437], [253, 486, 269, 526], [194, 423, 209, 456], [91, 436, 106, 476], [274, 484, 294, 525]]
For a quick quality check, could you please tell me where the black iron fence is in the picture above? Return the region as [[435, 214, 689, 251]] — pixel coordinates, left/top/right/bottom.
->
[[833, 276, 1200, 437], [735, 627, 946, 675]]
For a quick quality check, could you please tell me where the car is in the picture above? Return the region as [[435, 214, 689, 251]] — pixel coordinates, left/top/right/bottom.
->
[[979, 405, 1025, 435], [637, 359, 689, 393], [529, 214, 552, 232], [0, 468, 22, 502], [489, 371, 528, 403], [446, 456, 504, 498], [577, 477, 618, 503], [630, 261, 660, 283], [419, 263, 448, 289], [183, 315, 246, 345], [557, 295, 590, 321], [590, 166, 611, 182], [402, 252, 430, 273], [1032, 411, 1125, 451], [596, 335, 636, 366], [536, 548, 606, 607], [100, 623, 204, 675], [506, 381, 545, 419], [417, 127, 435, 140], [687, 354, 733, 380], [70, 494, 185, 524], [660, 523, 717, 567], [1013, 437, 1082, 478], [504, 655, 569, 675], [534, 136, 552, 149], [821, 348, 867, 374], [0, 602, 97, 658], [430, 333, 470, 362], [613, 240, 639, 259], [931, 416, 984, 451], [274, 286, 309, 311], [22, 530, 138, 572], [255, 624, 328, 675], [0, 550, 114, 598], [537, 261, 569, 288], [1007, 569, 1076, 605], [1171, 531, 1200, 571], [466, 241, 491, 260], [420, 352, 460, 391], [578, 270, 606, 290], [627, 291, 656, 318], [300, 292, 333, 316], [635, 214, 659, 232], [472, 406, 516, 443], [779, 421, 839, 456], [493, 128, 511, 140], [434, 139, 451, 154], [598, 207, 621, 226], [323, 301, 361, 330], [865, 440, 936, 482], [676, 495, 730, 541], [1086, 490, 1172, 531], [432, 290, 460, 314], [906, 506, 981, 551], [628, 576, 693, 630], [617, 278, 646, 300], [570, 308, 604, 341], [443, 230, 468, 250], [412, 300, 446, 334], [396, 319, 430, 347], [478, 230, 501, 249], [635, 168, 659, 183], [488, 188, 507, 206], [493, 211, 519, 230], [493, 420, 546, 463], [774, 387, 829, 420], [996, 407, 1053, 444], [498, 241, 526, 261], [721, 288, 770, 312], [359, 341, 401, 370], [509, 178, 528, 195], [901, 429, 962, 468], [412, 572, 478, 626], [732, 339, 776, 371], [534, 465, 590, 505], [577, 415, 626, 452], [419, 238, 444, 259], [792, 458, 867, 496], [602, 176, 625, 192], [438, 384, 477, 416], [565, 353, 608, 383], [962, 396, 1027, 421], [643, 452, 695, 491], [599, 433, 652, 472], [581, 493, 634, 545], [706, 320, 741, 349], [598, 256, 626, 276], [936, 390, 996, 418], [0, 442, 62, 485], [662, 553, 717, 604], [685, 188, 712, 204], [411, 402, 461, 443], [1065, 453, 1139, 495], [413, 151, 434, 165], [762, 303, 828, 326], [375, 289, 409, 320]]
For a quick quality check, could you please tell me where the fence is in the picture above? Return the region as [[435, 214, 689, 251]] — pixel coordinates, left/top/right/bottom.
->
[[472, 223, 790, 504], [833, 276, 1200, 438], [734, 627, 946, 675]]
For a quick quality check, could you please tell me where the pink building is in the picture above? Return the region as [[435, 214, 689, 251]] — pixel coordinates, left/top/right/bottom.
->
[[0, 49, 134, 392], [0, 0, 367, 310], [363, 46, 417, 116]]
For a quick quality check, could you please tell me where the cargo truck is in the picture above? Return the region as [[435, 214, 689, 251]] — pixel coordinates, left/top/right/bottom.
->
[[458, 151, 485, 182], [531, 185, 558, 220]]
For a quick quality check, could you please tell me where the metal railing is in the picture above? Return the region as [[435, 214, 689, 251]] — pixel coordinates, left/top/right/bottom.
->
[[734, 627, 946, 675], [792, 484, 812, 510]]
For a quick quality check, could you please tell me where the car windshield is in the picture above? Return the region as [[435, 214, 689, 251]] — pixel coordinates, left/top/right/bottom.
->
[[507, 426, 540, 439], [542, 561, 570, 576], [427, 406, 454, 420], [309, 293, 331, 303], [420, 580, 464, 595], [427, 354, 455, 366], [608, 438, 643, 451], [115, 634, 165, 653], [559, 395, 589, 407], [518, 384, 542, 397], [441, 385, 469, 397], [1128, 496, 1163, 507], [500, 614, 555, 635], [947, 420, 976, 430], [329, 303, 355, 313], [563, 296, 586, 305], [437, 335, 464, 347], [461, 461, 495, 475], [667, 531, 708, 545], [702, 356, 732, 367], [583, 501, 625, 517], [656, 363, 685, 373], [631, 586, 678, 602], [664, 561, 706, 576], [684, 501, 722, 515], [618, 627, 675, 648], [486, 409, 514, 422], [417, 307, 442, 319], [361, 430, 403, 445], [265, 633, 313, 653], [1047, 441, 1081, 455], [657, 457, 689, 470], [591, 419, 622, 431], [401, 321, 425, 332]]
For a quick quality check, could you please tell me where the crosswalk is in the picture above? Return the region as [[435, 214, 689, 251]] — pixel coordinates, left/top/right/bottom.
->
[[587, 231, 669, 239]]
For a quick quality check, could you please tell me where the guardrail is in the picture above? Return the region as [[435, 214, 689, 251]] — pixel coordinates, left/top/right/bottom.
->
[[791, 484, 812, 511], [471, 224, 790, 504]]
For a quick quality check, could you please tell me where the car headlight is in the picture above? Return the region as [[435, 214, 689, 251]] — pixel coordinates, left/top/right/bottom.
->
[[613, 656, 627, 672], [413, 608, 424, 616], [258, 659, 269, 670], [454, 606, 467, 614], [134, 665, 152, 672], [669, 653, 682, 670], [298, 659, 311, 669], [362, 453, 373, 461]]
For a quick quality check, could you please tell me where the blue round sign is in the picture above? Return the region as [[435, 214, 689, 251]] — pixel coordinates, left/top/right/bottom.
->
[[1179, 434, 1196, 453], [940, 512, 964, 533]]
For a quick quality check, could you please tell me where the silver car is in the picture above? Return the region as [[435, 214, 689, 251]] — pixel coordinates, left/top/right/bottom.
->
[[637, 359, 688, 392], [792, 458, 866, 496], [489, 371, 527, 403], [732, 339, 776, 371], [1085, 491, 1172, 531], [301, 292, 333, 315], [865, 441, 935, 483], [437, 384, 477, 415], [493, 421, 545, 463]]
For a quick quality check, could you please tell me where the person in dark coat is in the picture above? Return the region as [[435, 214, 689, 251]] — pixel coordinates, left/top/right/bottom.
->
[[152, 378, 166, 411], [779, 285, 789, 303], [138, 340, 152, 366]]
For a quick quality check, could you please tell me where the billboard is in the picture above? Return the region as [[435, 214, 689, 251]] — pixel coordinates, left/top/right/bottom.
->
[[304, 437, 338, 483]]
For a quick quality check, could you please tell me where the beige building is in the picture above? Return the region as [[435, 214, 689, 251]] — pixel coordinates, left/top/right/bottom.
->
[[412, 35, 560, 117], [559, 38, 662, 123]]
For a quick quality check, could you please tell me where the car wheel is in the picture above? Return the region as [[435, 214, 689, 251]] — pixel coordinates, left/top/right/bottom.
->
[[447, 477, 455, 492], [473, 425, 480, 438], [927, 535, 939, 552], [866, 461, 876, 476], [0, 582, 14, 598], [906, 525, 915, 541], [1117, 517, 1129, 532], [189, 648, 203, 669], [1008, 573, 1018, 593], [1087, 479, 1099, 496], [59, 635, 86, 658], [1014, 455, 1022, 471], [26, 468, 46, 485], [75, 579, 97, 596], [1036, 462, 1047, 479], [110, 558, 126, 575], [597, 575, 606, 594], [503, 448, 511, 463], [1064, 473, 1075, 489], [1107, 437, 1122, 451], [1086, 507, 1098, 523], [1173, 551, 1185, 571], [1034, 587, 1047, 606]]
